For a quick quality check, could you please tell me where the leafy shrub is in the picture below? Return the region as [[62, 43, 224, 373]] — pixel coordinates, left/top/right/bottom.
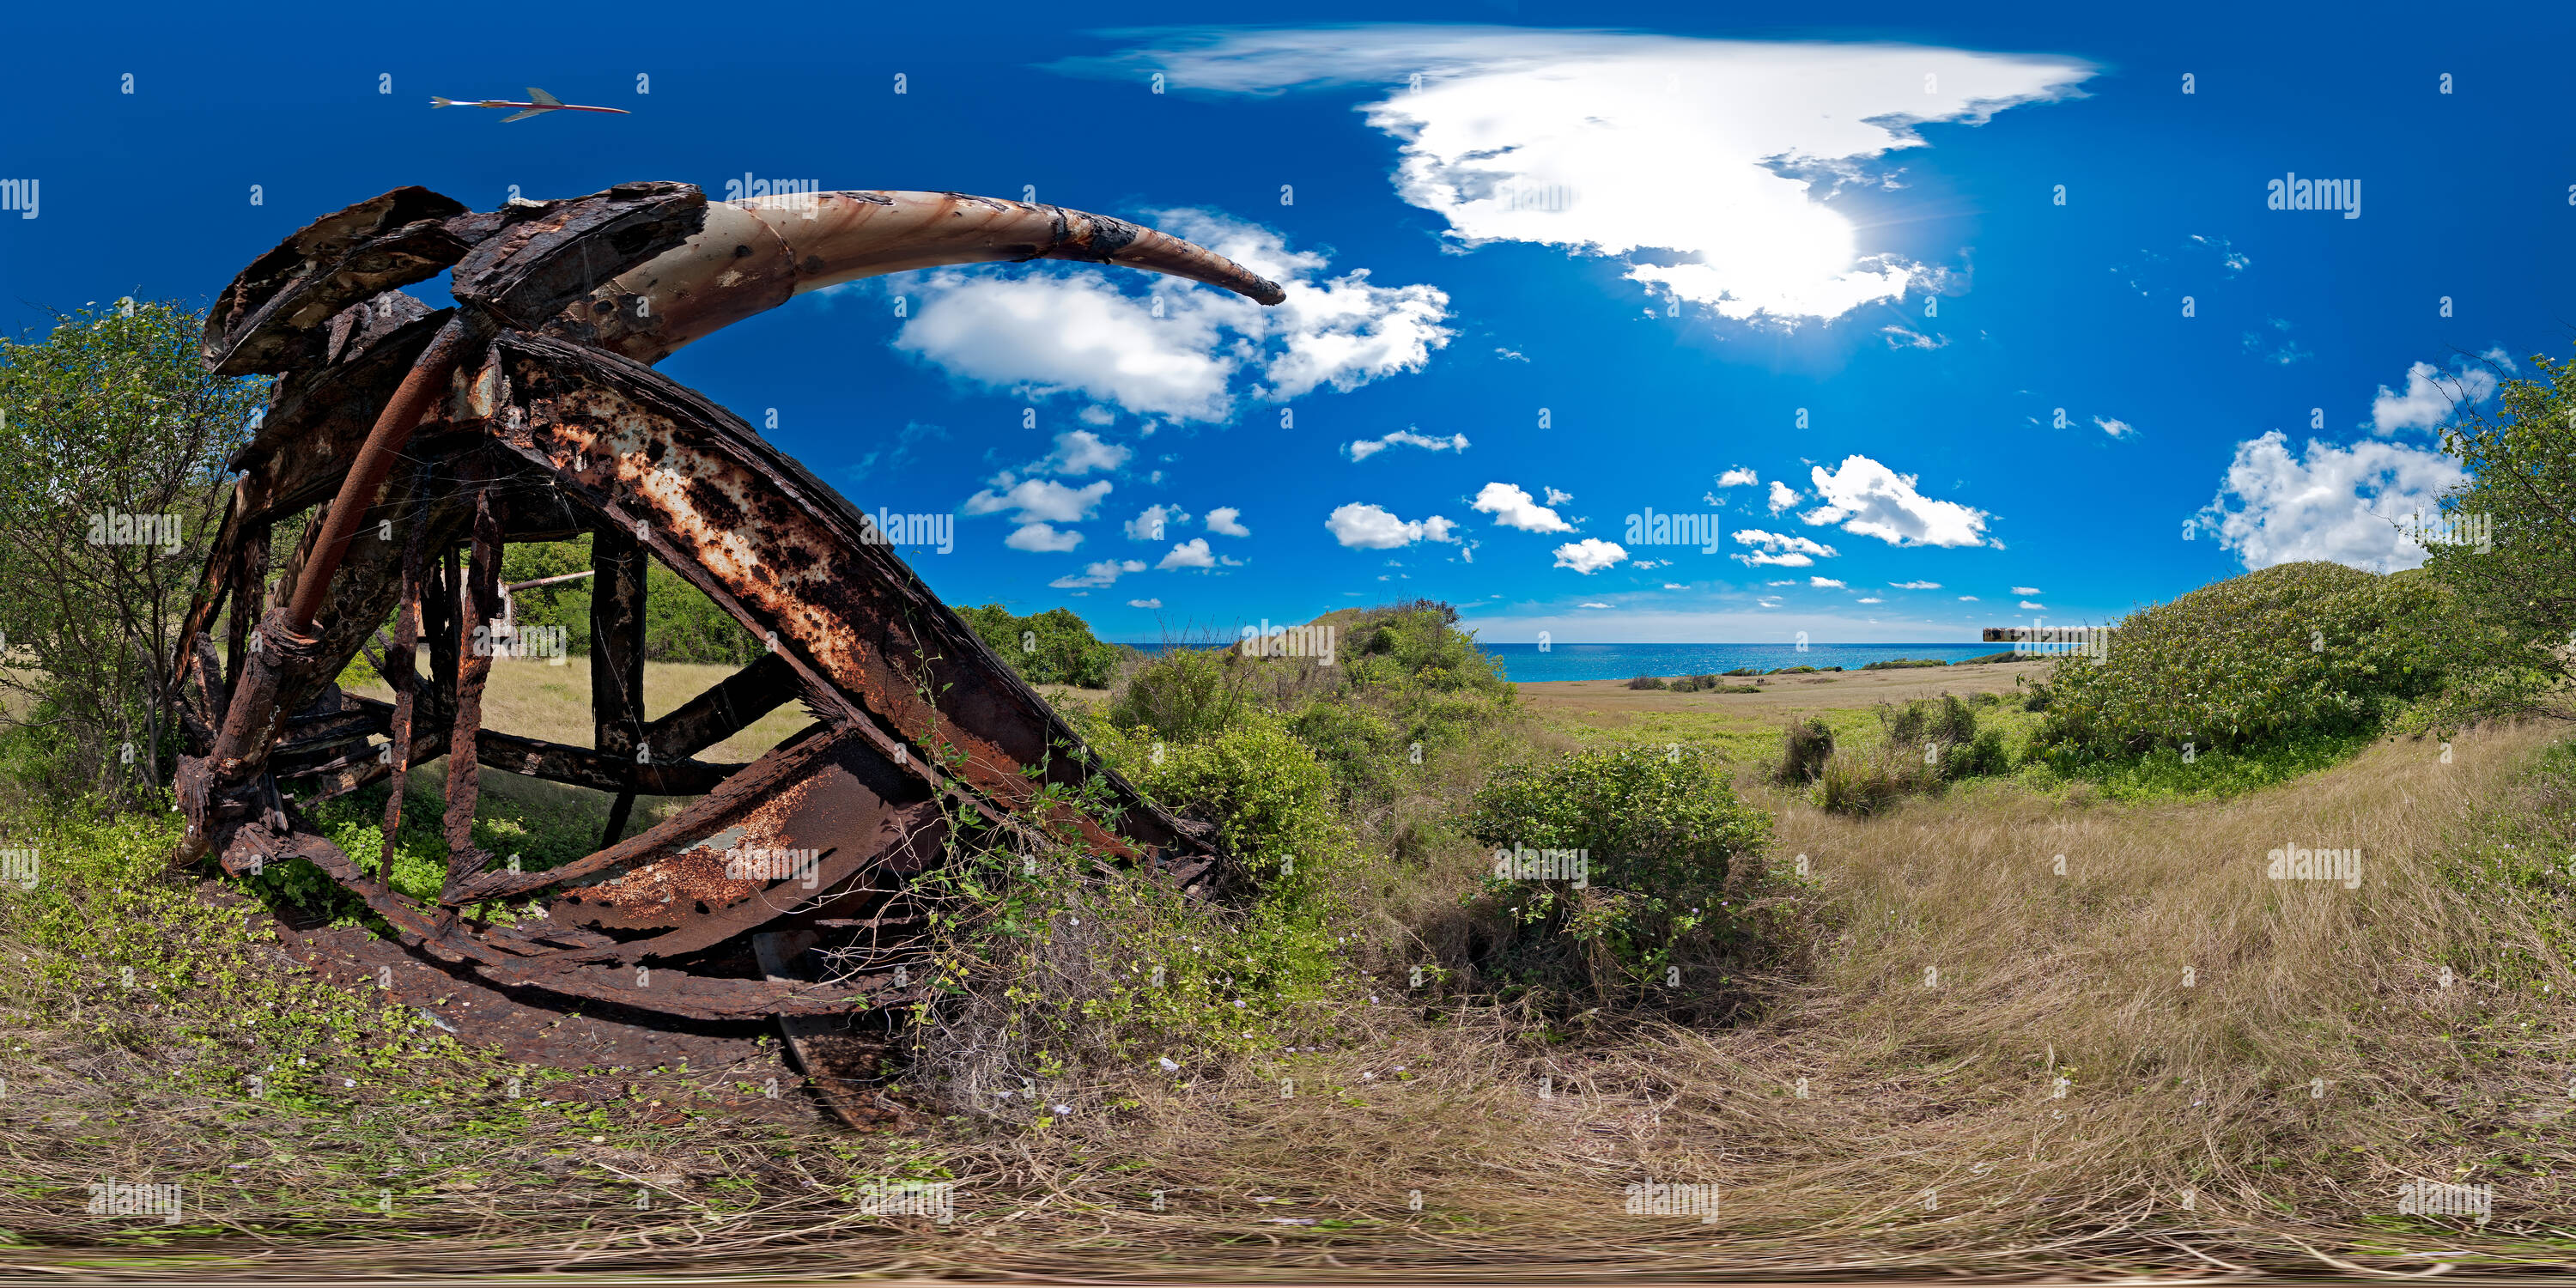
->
[[1107, 646, 1248, 744], [1816, 741, 1945, 816], [1774, 718, 1835, 785], [1862, 657, 1950, 670], [1626, 675, 1668, 690], [2034, 562, 2464, 762], [957, 604, 1127, 689], [1722, 666, 1759, 677], [1463, 746, 1771, 998]]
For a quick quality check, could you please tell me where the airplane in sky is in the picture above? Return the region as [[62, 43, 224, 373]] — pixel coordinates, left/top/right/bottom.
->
[[428, 87, 630, 122]]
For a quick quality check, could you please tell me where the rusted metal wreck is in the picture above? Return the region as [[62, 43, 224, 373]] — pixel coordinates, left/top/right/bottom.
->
[[170, 182, 1279, 1118]]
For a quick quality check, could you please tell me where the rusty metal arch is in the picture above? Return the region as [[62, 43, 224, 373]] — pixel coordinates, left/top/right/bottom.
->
[[170, 182, 1275, 1115]]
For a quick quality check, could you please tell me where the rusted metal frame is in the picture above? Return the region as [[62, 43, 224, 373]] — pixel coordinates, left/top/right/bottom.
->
[[282, 315, 470, 633], [445, 720, 847, 903], [484, 427, 1043, 873], [275, 711, 746, 805], [538, 801, 946, 969], [590, 519, 649, 848], [440, 456, 507, 892], [202, 185, 471, 377], [381, 477, 432, 877], [221, 817, 892, 1022], [641, 651, 800, 763], [481, 331, 1176, 862]]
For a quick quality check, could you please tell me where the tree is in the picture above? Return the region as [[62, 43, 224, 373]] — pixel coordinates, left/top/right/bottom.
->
[[2421, 346, 2576, 713], [0, 301, 264, 803]]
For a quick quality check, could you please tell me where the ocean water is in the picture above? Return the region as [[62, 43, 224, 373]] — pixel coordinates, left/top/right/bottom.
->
[[1470, 641, 2005, 683]]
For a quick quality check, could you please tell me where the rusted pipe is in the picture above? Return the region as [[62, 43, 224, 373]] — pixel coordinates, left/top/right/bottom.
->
[[562, 192, 1286, 364], [283, 316, 466, 632]]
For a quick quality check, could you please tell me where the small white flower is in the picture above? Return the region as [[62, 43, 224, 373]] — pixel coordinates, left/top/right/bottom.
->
[[1053, 1103, 1071, 1114], [1157, 1057, 1179, 1072]]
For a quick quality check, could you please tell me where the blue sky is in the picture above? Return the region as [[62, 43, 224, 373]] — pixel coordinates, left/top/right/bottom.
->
[[6, 1, 2571, 643]]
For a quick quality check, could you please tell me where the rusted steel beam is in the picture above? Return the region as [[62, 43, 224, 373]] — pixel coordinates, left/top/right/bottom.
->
[[281, 317, 466, 633], [204, 186, 471, 376], [642, 651, 801, 762], [438, 465, 507, 895], [447, 721, 848, 903], [535, 756, 942, 965], [554, 191, 1285, 364], [591, 519, 649, 847], [477, 331, 1200, 861], [450, 181, 707, 331]]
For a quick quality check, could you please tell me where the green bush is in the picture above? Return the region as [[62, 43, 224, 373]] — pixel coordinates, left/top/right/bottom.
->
[[1626, 675, 1668, 690], [1774, 718, 1835, 785], [957, 604, 1126, 689], [1816, 741, 1945, 816], [2034, 562, 2465, 762], [1462, 746, 1771, 998], [1108, 647, 1247, 744], [1862, 657, 1950, 671], [1722, 666, 1758, 677]]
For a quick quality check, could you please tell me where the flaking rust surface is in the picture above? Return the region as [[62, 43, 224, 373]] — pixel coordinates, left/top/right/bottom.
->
[[552, 762, 823, 924]]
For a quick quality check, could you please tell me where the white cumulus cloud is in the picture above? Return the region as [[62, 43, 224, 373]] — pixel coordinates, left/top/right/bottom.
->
[[1346, 428, 1470, 461], [2196, 432, 2466, 573], [1552, 538, 1628, 574], [1123, 503, 1187, 542], [1205, 506, 1250, 537], [1891, 580, 1941, 589], [1127, 598, 1163, 608], [1043, 428, 1131, 475], [2369, 350, 2508, 435], [1767, 480, 1801, 513], [1730, 528, 1838, 568], [1061, 27, 2090, 328], [1801, 455, 1996, 547], [890, 209, 1449, 423], [1472, 482, 1575, 533], [1326, 502, 1458, 549], [1158, 538, 1218, 570], [2093, 416, 2135, 439], [1810, 576, 1846, 588], [2010, 586, 2041, 595], [1006, 522, 1084, 553], [965, 477, 1113, 526], [1052, 559, 1147, 589], [1716, 466, 1759, 488]]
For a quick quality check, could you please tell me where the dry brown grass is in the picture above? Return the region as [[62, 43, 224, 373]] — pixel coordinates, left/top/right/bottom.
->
[[9, 666, 2575, 1276], [857, 720, 2576, 1275]]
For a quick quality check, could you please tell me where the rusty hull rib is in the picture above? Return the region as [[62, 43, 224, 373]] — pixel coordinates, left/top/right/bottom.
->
[[179, 180, 1246, 1034]]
